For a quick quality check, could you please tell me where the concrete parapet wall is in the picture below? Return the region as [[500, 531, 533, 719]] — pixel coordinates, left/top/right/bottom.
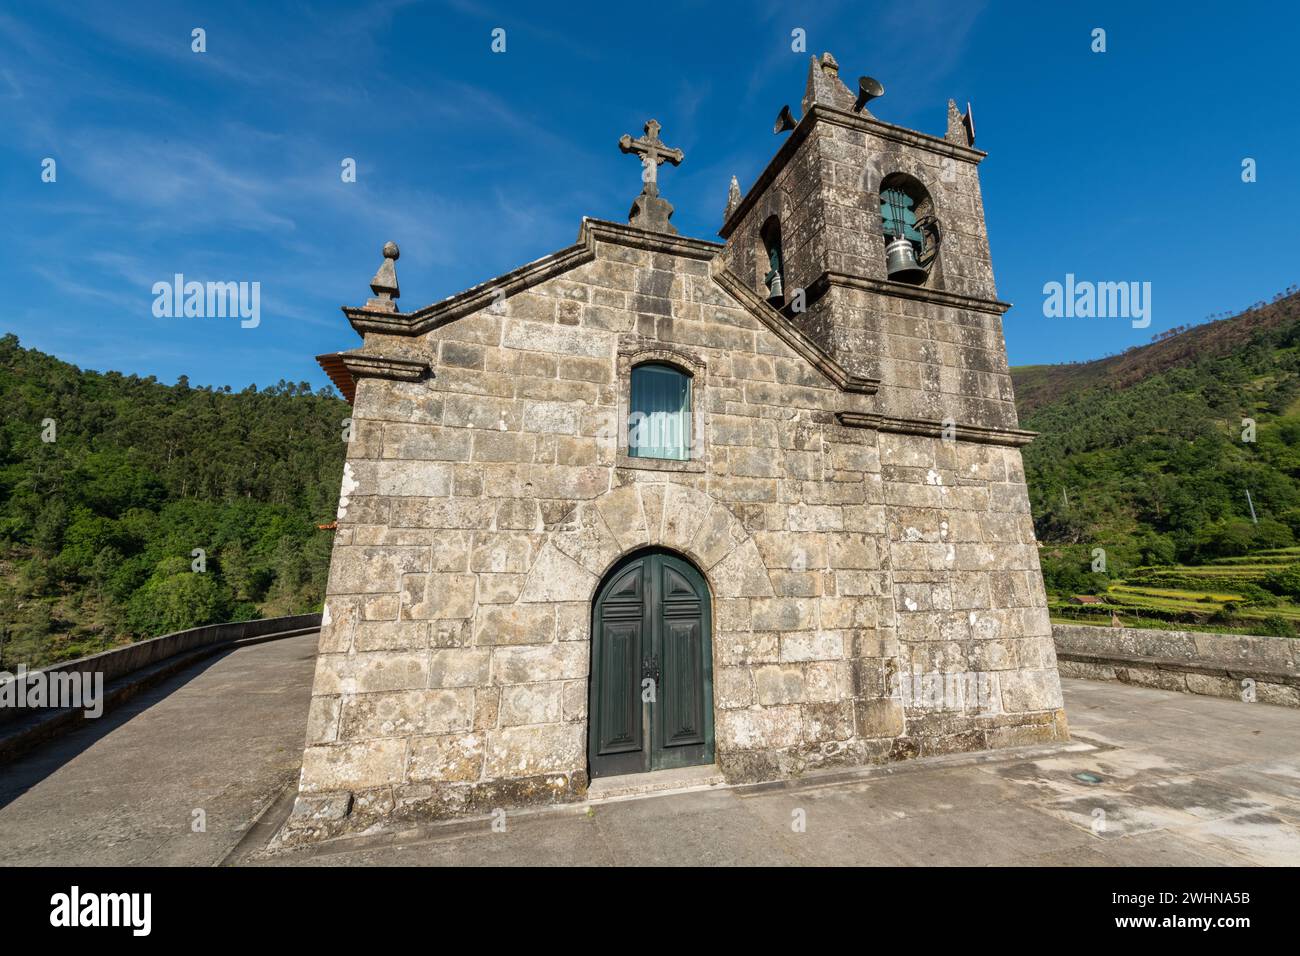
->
[[0, 614, 322, 763]]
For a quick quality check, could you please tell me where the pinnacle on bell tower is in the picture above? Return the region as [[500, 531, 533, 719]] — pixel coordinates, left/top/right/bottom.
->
[[800, 51, 856, 114], [723, 175, 742, 222]]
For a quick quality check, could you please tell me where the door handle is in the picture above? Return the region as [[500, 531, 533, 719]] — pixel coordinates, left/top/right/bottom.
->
[[641, 656, 660, 684]]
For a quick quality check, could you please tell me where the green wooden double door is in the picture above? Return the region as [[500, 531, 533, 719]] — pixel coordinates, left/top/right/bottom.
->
[[589, 550, 715, 778]]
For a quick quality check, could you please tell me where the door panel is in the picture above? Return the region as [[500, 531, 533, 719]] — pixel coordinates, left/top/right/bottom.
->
[[663, 565, 698, 598], [605, 564, 643, 601], [589, 551, 714, 778], [596, 620, 641, 754], [660, 618, 704, 746]]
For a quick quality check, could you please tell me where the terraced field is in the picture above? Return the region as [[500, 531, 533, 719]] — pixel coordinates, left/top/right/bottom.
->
[[1048, 548, 1300, 636]]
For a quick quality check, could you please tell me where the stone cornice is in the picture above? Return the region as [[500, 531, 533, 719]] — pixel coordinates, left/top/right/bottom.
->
[[710, 264, 879, 395], [342, 219, 723, 337], [585, 217, 724, 260], [339, 352, 430, 382], [316, 351, 431, 405], [836, 411, 1036, 447], [808, 271, 1012, 317], [719, 104, 986, 240], [814, 104, 987, 164]]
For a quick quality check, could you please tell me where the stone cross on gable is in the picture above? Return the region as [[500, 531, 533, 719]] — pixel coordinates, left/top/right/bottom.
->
[[619, 119, 683, 194], [617, 119, 684, 235]]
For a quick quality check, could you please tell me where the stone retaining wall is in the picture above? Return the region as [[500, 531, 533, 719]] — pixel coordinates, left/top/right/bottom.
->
[[1053, 623, 1300, 707]]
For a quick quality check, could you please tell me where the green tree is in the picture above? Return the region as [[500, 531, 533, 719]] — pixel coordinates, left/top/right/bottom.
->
[[1262, 564, 1300, 600], [127, 557, 234, 636]]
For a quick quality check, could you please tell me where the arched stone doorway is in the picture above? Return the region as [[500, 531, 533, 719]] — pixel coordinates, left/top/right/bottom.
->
[[588, 549, 715, 778]]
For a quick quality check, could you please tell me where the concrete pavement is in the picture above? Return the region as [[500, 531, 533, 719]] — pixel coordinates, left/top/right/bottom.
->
[[0, 633, 318, 866], [254, 677, 1300, 866]]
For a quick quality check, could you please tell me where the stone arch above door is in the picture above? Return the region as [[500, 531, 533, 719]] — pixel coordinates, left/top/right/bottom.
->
[[517, 483, 773, 606]]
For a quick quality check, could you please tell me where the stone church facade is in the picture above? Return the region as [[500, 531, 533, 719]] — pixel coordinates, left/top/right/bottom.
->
[[286, 52, 1067, 841]]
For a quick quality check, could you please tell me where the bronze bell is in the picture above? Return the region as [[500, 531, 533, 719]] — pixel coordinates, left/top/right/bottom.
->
[[765, 267, 784, 300], [885, 236, 926, 284]]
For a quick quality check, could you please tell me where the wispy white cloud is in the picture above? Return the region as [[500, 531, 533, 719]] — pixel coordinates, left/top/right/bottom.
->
[[71, 132, 299, 233], [0, 68, 22, 100]]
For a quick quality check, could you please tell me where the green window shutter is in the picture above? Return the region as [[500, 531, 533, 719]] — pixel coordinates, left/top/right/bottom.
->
[[629, 364, 691, 460]]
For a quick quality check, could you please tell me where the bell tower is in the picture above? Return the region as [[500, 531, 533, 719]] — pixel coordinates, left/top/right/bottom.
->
[[719, 52, 1018, 435]]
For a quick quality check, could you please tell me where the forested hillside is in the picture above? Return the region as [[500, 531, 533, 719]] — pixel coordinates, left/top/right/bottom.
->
[[0, 334, 349, 668], [1013, 292, 1300, 627]]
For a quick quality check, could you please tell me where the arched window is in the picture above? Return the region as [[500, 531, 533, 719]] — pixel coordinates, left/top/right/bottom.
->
[[628, 363, 691, 460], [760, 215, 785, 303], [879, 173, 939, 286]]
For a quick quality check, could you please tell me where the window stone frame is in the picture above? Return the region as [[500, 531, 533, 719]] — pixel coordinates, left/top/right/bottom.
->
[[615, 340, 708, 473]]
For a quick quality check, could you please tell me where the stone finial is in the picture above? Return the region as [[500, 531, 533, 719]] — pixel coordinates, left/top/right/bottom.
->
[[945, 100, 964, 143], [801, 51, 855, 114], [618, 119, 685, 235], [724, 175, 742, 223], [366, 241, 400, 312], [946, 99, 975, 146]]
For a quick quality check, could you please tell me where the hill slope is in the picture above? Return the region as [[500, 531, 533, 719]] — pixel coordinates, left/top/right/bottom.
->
[[1011, 292, 1300, 601], [1014, 292, 1300, 414], [0, 334, 349, 668]]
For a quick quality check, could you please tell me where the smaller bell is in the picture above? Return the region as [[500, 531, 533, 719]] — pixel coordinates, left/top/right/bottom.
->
[[885, 236, 926, 284], [765, 267, 784, 302]]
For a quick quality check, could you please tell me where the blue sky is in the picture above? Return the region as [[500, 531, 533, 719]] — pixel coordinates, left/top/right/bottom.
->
[[1, 0, 1296, 392]]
